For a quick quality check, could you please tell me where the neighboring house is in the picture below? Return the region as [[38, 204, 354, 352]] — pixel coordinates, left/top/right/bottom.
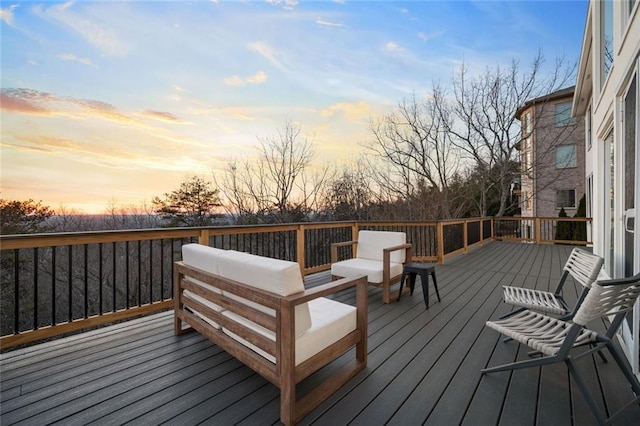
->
[[515, 86, 585, 220], [573, 0, 639, 372]]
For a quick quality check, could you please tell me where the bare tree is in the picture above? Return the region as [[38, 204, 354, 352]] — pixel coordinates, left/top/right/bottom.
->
[[218, 120, 330, 224], [321, 159, 374, 220], [366, 93, 460, 219], [445, 52, 575, 216]]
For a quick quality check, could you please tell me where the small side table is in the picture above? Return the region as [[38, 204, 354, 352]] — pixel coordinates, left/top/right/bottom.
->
[[398, 262, 441, 309]]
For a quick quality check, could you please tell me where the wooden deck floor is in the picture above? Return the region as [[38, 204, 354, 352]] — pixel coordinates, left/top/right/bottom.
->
[[2, 242, 640, 425]]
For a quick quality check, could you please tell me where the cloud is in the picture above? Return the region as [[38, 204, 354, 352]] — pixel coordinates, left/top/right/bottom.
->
[[0, 88, 140, 126], [224, 71, 267, 86], [57, 52, 95, 67], [140, 110, 183, 123], [321, 101, 372, 122], [248, 41, 287, 71], [0, 3, 18, 26], [223, 75, 244, 86], [384, 41, 404, 53], [247, 71, 267, 84], [36, 1, 129, 56], [266, 0, 298, 9], [0, 89, 52, 114], [316, 18, 346, 28], [418, 30, 445, 43]]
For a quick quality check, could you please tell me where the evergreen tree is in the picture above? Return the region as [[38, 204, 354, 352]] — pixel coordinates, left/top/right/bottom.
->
[[555, 207, 572, 242], [152, 176, 222, 227], [573, 194, 587, 243]]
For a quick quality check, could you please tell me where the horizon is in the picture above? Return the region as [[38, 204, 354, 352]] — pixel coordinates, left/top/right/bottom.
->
[[1, 0, 589, 214]]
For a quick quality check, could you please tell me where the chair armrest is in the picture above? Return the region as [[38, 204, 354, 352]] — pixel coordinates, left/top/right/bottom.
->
[[383, 243, 413, 265], [331, 240, 358, 263], [382, 243, 412, 255]]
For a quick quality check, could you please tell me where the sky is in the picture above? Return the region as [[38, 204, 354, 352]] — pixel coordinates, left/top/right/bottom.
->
[[1, 0, 589, 214]]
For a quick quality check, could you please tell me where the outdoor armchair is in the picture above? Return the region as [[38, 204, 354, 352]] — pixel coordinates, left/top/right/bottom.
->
[[502, 247, 603, 317], [331, 230, 412, 304], [483, 273, 640, 425]]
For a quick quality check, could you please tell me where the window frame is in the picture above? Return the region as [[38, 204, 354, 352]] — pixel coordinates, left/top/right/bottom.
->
[[556, 189, 577, 209], [556, 144, 577, 169]]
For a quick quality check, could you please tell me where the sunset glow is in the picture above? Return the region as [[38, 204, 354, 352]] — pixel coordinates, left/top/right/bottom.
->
[[1, 0, 587, 214]]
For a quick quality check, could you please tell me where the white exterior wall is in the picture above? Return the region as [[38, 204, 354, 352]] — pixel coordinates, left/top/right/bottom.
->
[[575, 0, 639, 273], [574, 0, 640, 373]]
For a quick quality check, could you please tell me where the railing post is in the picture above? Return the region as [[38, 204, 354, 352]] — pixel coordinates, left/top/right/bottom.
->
[[490, 218, 495, 241], [199, 229, 210, 246], [296, 224, 305, 276], [437, 221, 445, 264], [352, 222, 359, 258], [463, 220, 468, 254], [535, 218, 541, 244]]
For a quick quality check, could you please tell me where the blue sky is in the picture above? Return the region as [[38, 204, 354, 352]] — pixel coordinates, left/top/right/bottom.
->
[[1, 0, 588, 213]]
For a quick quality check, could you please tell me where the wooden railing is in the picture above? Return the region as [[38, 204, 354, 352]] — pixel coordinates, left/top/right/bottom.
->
[[0, 217, 591, 349]]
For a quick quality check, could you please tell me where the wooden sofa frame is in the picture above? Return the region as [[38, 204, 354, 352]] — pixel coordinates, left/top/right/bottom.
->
[[331, 240, 412, 304], [174, 261, 368, 425]]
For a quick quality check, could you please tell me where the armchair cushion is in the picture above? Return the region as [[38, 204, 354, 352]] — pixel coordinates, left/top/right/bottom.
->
[[331, 257, 403, 284], [357, 230, 407, 263]]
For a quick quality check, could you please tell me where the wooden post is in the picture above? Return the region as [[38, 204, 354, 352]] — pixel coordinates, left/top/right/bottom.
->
[[535, 218, 541, 244], [490, 218, 495, 241], [296, 224, 305, 276], [480, 219, 484, 246], [463, 220, 468, 254], [437, 221, 445, 264], [198, 229, 210, 246], [352, 222, 359, 258]]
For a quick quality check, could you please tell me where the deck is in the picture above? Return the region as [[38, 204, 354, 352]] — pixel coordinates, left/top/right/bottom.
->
[[2, 241, 639, 425]]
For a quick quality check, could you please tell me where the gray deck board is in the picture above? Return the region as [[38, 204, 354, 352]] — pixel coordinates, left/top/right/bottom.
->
[[2, 241, 640, 426]]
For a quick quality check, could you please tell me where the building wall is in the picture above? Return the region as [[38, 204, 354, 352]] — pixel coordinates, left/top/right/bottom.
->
[[574, 0, 639, 276], [519, 92, 585, 219]]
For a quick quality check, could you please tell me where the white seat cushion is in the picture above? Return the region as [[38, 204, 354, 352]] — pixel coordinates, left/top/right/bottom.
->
[[181, 244, 228, 328], [331, 257, 403, 284], [357, 230, 406, 263], [218, 250, 312, 338], [222, 297, 357, 365]]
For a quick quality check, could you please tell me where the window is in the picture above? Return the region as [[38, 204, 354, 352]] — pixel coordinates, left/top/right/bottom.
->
[[556, 145, 577, 168], [587, 105, 592, 151], [586, 175, 593, 218], [555, 101, 575, 126], [522, 112, 532, 135], [601, 0, 614, 85], [556, 190, 576, 208]]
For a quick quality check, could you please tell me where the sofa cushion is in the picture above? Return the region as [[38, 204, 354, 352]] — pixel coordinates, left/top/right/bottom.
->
[[356, 230, 406, 263], [182, 243, 226, 282], [218, 250, 312, 338], [221, 297, 356, 365], [331, 257, 404, 284], [181, 243, 227, 329]]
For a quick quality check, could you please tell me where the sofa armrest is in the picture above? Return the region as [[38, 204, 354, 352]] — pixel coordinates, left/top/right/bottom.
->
[[285, 274, 367, 306], [331, 240, 358, 264]]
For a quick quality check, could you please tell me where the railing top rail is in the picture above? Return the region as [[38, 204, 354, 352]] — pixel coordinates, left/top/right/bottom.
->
[[0, 228, 201, 250], [0, 217, 592, 250]]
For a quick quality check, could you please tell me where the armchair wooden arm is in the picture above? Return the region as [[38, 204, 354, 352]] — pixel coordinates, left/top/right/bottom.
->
[[331, 240, 358, 264]]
